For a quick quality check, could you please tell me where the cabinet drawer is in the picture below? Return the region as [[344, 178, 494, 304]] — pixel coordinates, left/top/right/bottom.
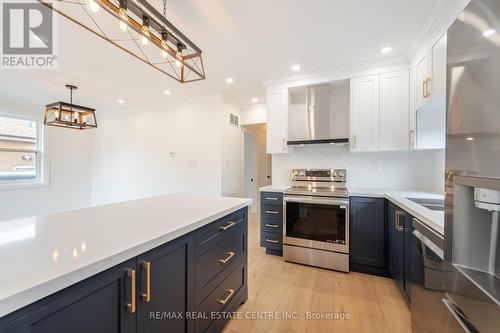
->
[[195, 261, 246, 333], [260, 205, 282, 220], [260, 219, 282, 234], [195, 208, 247, 257], [195, 230, 246, 306], [260, 192, 283, 206], [260, 231, 283, 251]]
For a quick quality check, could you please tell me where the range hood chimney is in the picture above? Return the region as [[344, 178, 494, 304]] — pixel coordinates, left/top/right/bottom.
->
[[287, 82, 350, 147]]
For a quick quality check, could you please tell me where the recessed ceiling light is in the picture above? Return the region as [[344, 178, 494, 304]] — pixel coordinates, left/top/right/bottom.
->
[[251, 97, 258, 103], [483, 29, 496, 37], [163, 90, 171, 95], [225, 77, 234, 84], [117, 99, 124, 104], [291, 64, 301, 71], [380, 46, 393, 54], [466, 137, 474, 141]]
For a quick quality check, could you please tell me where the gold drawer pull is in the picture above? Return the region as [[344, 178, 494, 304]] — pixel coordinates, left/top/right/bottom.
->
[[265, 210, 279, 214], [126, 269, 136, 313], [220, 221, 236, 231], [217, 288, 235, 305], [265, 197, 279, 201], [266, 238, 279, 244], [218, 251, 235, 265], [141, 261, 151, 303], [265, 223, 279, 229]]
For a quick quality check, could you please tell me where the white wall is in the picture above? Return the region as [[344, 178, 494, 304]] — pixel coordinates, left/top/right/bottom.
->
[[240, 105, 266, 125], [272, 147, 445, 193], [91, 96, 242, 205], [221, 102, 243, 197], [0, 126, 93, 220]]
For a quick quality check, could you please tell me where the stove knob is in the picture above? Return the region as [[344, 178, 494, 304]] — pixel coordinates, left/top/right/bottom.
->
[[338, 171, 345, 178]]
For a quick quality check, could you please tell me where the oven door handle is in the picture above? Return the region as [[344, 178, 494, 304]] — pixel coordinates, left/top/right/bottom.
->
[[284, 196, 348, 208]]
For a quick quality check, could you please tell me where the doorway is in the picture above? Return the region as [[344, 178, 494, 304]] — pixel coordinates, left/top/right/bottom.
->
[[242, 124, 272, 213]]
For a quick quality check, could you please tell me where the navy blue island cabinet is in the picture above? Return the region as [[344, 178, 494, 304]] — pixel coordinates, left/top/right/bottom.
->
[[0, 207, 248, 333]]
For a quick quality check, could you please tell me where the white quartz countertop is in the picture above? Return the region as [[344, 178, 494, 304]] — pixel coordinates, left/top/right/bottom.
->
[[259, 184, 290, 192], [0, 194, 252, 318]]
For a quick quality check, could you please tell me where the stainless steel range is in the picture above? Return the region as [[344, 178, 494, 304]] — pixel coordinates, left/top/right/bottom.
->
[[283, 168, 349, 272]]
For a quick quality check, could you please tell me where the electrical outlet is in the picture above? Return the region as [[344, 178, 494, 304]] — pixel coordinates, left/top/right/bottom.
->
[[169, 152, 176, 158], [372, 161, 380, 172]]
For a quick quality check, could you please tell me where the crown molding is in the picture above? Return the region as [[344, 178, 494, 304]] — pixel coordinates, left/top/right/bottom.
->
[[404, 0, 471, 61], [220, 94, 243, 111], [262, 55, 409, 90]]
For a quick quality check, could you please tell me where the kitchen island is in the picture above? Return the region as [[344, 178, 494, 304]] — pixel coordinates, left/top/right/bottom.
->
[[0, 193, 251, 333]]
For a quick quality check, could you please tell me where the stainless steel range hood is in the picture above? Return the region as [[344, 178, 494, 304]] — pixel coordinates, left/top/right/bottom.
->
[[288, 82, 350, 147]]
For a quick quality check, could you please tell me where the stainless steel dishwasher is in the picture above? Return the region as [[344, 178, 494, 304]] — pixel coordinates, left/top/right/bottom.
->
[[411, 218, 473, 333]]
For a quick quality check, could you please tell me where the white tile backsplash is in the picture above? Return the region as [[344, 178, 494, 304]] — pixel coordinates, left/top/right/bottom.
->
[[272, 147, 445, 193]]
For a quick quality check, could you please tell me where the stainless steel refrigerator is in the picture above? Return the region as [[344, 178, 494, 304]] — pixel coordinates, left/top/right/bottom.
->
[[443, 0, 500, 331]]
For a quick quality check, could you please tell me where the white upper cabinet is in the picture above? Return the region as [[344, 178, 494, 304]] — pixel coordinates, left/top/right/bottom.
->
[[380, 70, 410, 151], [410, 32, 447, 150], [350, 75, 380, 152], [415, 53, 431, 110], [266, 88, 289, 154], [430, 33, 447, 98]]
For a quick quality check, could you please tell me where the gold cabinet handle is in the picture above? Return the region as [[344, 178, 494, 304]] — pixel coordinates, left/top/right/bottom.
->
[[126, 269, 136, 313], [426, 77, 432, 97], [265, 210, 279, 214], [218, 251, 235, 265], [266, 238, 279, 244], [217, 288, 235, 305], [265, 223, 279, 228], [395, 211, 404, 232], [141, 261, 151, 303], [220, 221, 236, 231], [423, 80, 427, 98]]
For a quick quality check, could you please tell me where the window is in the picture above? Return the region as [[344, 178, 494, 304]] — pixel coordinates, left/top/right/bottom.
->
[[0, 113, 44, 186]]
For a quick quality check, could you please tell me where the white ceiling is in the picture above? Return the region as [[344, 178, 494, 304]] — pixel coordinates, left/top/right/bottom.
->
[[1, 0, 440, 114]]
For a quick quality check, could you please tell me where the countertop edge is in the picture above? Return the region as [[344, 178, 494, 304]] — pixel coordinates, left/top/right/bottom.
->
[[0, 200, 251, 318]]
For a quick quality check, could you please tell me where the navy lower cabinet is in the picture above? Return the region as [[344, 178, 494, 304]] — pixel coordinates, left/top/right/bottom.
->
[[260, 191, 283, 256], [136, 235, 194, 333], [349, 197, 388, 276], [0, 208, 248, 333], [0, 258, 137, 333], [388, 201, 404, 291], [387, 201, 412, 305]]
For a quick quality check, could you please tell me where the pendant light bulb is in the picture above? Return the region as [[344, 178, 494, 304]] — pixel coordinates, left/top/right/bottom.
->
[[160, 32, 169, 58], [118, 0, 128, 31], [141, 16, 150, 45], [119, 19, 128, 31], [88, 0, 100, 13], [175, 44, 183, 67]]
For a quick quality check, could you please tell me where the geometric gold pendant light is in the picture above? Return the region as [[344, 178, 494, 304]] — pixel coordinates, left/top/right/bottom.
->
[[38, 0, 205, 83], [44, 85, 98, 130]]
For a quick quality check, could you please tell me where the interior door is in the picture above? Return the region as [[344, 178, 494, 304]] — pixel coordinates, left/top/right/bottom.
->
[[243, 132, 258, 212]]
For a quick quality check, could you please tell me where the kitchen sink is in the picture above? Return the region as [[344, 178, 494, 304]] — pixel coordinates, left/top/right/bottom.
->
[[406, 197, 445, 211]]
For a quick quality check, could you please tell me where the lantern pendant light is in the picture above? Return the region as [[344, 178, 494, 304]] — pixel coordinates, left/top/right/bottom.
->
[[44, 85, 98, 130]]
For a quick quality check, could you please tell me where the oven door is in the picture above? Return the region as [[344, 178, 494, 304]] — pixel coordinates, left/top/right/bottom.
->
[[283, 195, 349, 253]]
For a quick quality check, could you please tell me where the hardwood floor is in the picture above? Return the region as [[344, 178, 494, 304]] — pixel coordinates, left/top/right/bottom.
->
[[222, 213, 411, 333]]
